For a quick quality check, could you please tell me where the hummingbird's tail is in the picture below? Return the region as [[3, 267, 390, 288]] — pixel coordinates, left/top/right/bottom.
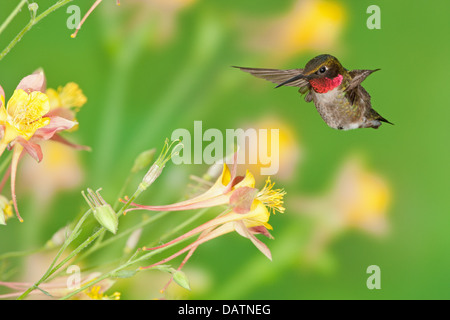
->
[[378, 115, 394, 125]]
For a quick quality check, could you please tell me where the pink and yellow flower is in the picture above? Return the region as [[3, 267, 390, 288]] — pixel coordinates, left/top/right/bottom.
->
[[125, 157, 285, 292], [0, 70, 88, 222]]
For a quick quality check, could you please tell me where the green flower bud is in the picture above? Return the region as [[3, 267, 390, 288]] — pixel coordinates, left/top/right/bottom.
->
[[82, 188, 118, 234], [172, 270, 191, 291], [131, 149, 156, 173]]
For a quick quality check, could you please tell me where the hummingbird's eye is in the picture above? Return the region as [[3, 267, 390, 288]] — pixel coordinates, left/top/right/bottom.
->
[[318, 66, 327, 74]]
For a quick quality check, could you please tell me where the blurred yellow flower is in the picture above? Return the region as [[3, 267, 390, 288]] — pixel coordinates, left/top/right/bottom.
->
[[20, 141, 84, 205], [47, 82, 87, 111], [0, 195, 13, 225], [295, 156, 391, 236], [239, 116, 302, 183], [331, 157, 390, 235], [249, 0, 346, 62], [84, 285, 121, 300], [292, 156, 390, 267], [127, 0, 198, 45], [46, 82, 87, 132]]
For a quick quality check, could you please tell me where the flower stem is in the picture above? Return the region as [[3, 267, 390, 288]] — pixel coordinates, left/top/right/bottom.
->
[[0, 0, 75, 61], [16, 207, 92, 300], [0, 0, 28, 36], [0, 152, 13, 176]]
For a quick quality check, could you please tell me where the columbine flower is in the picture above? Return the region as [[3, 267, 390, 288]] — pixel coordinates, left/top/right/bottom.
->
[[139, 190, 280, 293], [0, 70, 87, 222], [126, 157, 285, 292], [46, 82, 87, 131], [125, 153, 257, 213], [0, 72, 50, 154]]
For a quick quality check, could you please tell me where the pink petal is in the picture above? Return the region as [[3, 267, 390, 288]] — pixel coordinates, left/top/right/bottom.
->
[[143, 212, 235, 252], [10, 147, 24, 222], [127, 193, 229, 212], [248, 225, 274, 239], [141, 223, 235, 270], [229, 187, 258, 214], [234, 221, 272, 260], [0, 85, 4, 100], [34, 116, 76, 140], [45, 108, 76, 121], [16, 69, 46, 93], [49, 134, 91, 151], [16, 137, 43, 162]]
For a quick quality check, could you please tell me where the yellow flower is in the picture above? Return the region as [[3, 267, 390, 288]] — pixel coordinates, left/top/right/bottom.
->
[[46, 82, 87, 132], [239, 117, 302, 183], [84, 285, 121, 300], [296, 156, 390, 236], [46, 82, 87, 111], [332, 157, 390, 235], [0, 89, 50, 148], [131, 160, 285, 293], [249, 0, 346, 62], [0, 70, 87, 223]]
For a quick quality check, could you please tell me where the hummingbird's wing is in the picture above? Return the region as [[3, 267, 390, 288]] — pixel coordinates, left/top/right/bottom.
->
[[233, 67, 309, 88], [345, 74, 394, 126], [345, 69, 380, 92]]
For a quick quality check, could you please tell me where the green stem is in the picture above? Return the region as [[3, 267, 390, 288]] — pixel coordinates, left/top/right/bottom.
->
[[0, 152, 13, 176], [0, 0, 75, 61], [0, 246, 46, 261], [59, 232, 194, 300], [0, 0, 28, 36], [59, 207, 210, 300], [16, 181, 145, 300], [16, 208, 92, 300]]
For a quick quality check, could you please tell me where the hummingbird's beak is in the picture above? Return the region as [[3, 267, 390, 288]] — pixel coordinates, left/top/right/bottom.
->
[[275, 73, 307, 88]]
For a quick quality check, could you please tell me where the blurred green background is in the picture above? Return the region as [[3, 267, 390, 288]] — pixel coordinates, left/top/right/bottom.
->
[[0, 0, 449, 299]]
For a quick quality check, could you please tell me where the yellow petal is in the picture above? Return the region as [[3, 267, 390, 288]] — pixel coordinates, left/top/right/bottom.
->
[[220, 163, 232, 186], [59, 82, 87, 108], [234, 170, 256, 189], [46, 88, 62, 110]]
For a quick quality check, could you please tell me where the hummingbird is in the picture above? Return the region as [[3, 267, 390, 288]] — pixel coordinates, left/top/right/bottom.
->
[[234, 54, 392, 130]]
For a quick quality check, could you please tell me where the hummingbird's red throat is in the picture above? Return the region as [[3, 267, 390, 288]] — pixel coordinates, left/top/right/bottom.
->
[[309, 74, 343, 93]]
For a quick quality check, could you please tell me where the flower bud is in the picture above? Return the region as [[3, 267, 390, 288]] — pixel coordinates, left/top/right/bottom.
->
[[131, 149, 156, 173], [138, 139, 182, 191], [172, 270, 191, 291], [94, 205, 118, 234], [46, 226, 71, 248], [83, 188, 118, 234]]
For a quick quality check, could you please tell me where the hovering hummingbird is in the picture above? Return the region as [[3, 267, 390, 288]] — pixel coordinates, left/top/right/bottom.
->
[[235, 54, 392, 130]]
